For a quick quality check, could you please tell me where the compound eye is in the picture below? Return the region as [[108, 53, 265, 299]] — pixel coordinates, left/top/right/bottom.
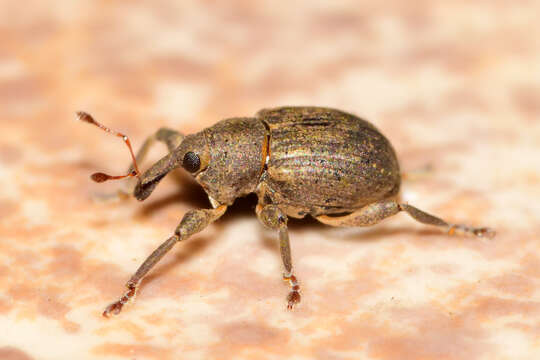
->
[[182, 151, 201, 173]]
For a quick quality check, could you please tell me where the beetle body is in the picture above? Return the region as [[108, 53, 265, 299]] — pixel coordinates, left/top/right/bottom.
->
[[137, 106, 401, 217], [79, 106, 494, 317], [256, 107, 401, 218]]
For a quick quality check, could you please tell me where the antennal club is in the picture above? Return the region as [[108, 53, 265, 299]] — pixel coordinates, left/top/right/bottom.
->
[[76, 111, 141, 183]]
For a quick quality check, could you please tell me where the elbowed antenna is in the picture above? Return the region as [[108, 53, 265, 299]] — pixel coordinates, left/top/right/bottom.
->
[[76, 111, 141, 182]]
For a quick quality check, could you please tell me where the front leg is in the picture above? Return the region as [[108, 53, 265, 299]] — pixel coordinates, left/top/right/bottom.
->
[[103, 204, 227, 317], [121, 128, 185, 196], [256, 204, 301, 309]]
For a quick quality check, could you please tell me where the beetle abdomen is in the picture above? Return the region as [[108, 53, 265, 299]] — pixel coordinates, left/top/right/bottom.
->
[[258, 107, 400, 216]]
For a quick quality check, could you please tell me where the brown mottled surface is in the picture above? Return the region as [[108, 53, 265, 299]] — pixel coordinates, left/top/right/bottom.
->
[[1, 1, 540, 359]]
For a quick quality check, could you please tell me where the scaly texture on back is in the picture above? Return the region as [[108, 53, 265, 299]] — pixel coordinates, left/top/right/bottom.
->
[[258, 107, 401, 216]]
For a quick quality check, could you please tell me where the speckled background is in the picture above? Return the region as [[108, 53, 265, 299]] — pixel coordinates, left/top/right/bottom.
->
[[1, 1, 540, 359]]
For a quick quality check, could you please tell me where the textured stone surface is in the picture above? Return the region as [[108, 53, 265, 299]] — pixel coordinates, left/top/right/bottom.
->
[[1, 1, 540, 359]]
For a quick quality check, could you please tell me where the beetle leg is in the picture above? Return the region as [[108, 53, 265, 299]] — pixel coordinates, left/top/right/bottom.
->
[[131, 128, 185, 169], [119, 128, 185, 196], [317, 200, 495, 238], [398, 203, 495, 238], [317, 200, 400, 227], [103, 204, 227, 317], [401, 163, 434, 181], [256, 204, 301, 310]]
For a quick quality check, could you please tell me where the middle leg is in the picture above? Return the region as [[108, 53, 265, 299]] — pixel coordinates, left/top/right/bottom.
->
[[256, 204, 301, 309]]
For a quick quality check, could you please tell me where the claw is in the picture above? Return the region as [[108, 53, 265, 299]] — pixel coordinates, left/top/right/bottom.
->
[[473, 227, 496, 239], [102, 283, 137, 318], [287, 291, 301, 310], [103, 301, 124, 318], [447, 224, 496, 239], [283, 274, 301, 310]]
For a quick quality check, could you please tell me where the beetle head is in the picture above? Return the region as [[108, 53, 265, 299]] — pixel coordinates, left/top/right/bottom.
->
[[134, 131, 209, 201], [135, 117, 267, 205], [78, 112, 263, 204]]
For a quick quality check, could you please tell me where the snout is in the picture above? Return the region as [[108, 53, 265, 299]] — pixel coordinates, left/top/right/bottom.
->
[[133, 173, 167, 201], [133, 151, 181, 201]]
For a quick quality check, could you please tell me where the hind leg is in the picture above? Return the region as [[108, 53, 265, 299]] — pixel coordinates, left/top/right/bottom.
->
[[316, 199, 495, 238]]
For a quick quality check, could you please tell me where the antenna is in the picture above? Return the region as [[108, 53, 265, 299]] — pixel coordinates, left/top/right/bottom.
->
[[76, 111, 140, 182]]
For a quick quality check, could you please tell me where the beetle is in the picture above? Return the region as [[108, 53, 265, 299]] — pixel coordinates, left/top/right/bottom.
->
[[77, 106, 495, 317]]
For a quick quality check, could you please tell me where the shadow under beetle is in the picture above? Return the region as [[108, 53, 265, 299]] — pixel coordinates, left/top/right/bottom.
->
[[77, 106, 495, 317]]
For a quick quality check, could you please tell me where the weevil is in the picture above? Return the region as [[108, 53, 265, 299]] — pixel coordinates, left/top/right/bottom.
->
[[77, 106, 495, 317]]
